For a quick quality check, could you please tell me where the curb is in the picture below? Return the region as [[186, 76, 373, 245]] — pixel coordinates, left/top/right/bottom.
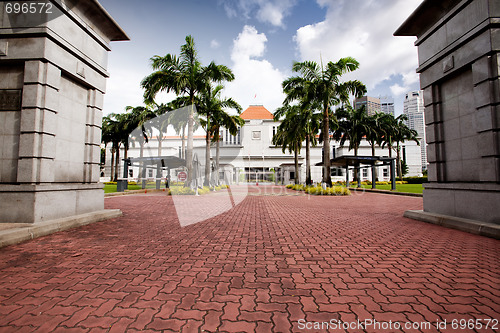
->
[[404, 210, 500, 240], [0, 209, 123, 248]]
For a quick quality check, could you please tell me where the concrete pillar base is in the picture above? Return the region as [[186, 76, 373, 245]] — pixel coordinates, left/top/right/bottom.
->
[[404, 210, 500, 240], [0, 184, 104, 223]]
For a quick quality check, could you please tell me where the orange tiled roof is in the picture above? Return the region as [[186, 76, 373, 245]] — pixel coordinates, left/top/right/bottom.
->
[[240, 105, 274, 120]]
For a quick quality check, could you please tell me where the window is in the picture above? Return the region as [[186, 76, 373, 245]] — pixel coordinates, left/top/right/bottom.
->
[[383, 168, 388, 177], [363, 169, 368, 178], [129, 169, 133, 177], [148, 169, 153, 178], [331, 167, 343, 177], [289, 171, 295, 180], [252, 131, 261, 140]]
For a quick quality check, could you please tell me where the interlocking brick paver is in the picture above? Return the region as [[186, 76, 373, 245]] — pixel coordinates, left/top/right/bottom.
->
[[0, 186, 499, 332]]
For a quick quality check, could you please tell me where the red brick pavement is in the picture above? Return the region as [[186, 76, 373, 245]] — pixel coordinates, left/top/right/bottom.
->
[[0, 186, 499, 332]]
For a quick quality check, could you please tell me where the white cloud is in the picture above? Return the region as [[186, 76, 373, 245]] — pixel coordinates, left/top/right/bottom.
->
[[210, 39, 220, 49], [390, 83, 408, 96], [294, 0, 422, 91], [219, 0, 296, 27], [389, 70, 420, 96], [103, 60, 174, 116], [225, 25, 286, 112]]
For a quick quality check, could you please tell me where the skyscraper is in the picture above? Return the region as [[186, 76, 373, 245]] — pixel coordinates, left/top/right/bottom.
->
[[379, 96, 395, 116], [404, 90, 427, 170], [354, 96, 381, 115]]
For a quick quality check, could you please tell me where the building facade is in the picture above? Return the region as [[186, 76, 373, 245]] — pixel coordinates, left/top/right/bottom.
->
[[354, 96, 381, 116], [105, 105, 423, 185], [379, 96, 395, 116], [403, 90, 427, 171]]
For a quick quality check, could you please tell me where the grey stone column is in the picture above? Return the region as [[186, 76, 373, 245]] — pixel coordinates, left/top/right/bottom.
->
[[0, 0, 129, 224], [395, 0, 500, 225]]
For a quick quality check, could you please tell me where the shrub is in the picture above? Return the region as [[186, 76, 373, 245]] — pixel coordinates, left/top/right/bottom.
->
[[104, 182, 117, 185], [403, 176, 428, 184], [286, 184, 294, 189]]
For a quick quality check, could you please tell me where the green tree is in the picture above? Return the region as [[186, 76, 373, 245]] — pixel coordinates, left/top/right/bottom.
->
[[393, 114, 419, 180], [141, 35, 234, 186], [272, 106, 305, 185], [101, 115, 120, 181], [281, 75, 322, 186], [124, 105, 156, 182], [198, 84, 242, 186], [285, 58, 366, 186], [334, 104, 372, 184], [380, 114, 419, 180]]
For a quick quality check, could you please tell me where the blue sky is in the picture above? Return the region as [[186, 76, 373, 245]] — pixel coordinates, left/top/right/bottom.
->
[[98, 0, 423, 116]]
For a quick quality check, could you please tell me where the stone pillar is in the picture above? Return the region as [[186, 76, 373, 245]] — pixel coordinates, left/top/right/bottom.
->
[[0, 0, 129, 223], [396, 0, 499, 225]]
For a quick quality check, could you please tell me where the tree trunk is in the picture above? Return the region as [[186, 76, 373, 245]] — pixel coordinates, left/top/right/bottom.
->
[[114, 144, 120, 182], [216, 134, 220, 185], [354, 145, 358, 183], [371, 140, 378, 181], [294, 142, 299, 185], [322, 104, 331, 186], [204, 127, 211, 187], [305, 135, 311, 185], [157, 129, 163, 157], [138, 139, 144, 182], [396, 143, 403, 180], [110, 146, 115, 182], [181, 126, 186, 159], [186, 103, 194, 187], [124, 139, 129, 160]]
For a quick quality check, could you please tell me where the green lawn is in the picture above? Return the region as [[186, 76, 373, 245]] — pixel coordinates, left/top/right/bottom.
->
[[353, 183, 423, 194]]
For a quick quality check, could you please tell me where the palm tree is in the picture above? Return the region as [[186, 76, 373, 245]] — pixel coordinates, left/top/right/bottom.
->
[[365, 112, 386, 181], [141, 35, 235, 186], [335, 105, 370, 159], [334, 104, 371, 184], [284, 58, 366, 186], [366, 112, 385, 157], [101, 115, 120, 181], [273, 106, 304, 185], [393, 114, 419, 180], [281, 75, 322, 186], [124, 105, 155, 182], [380, 113, 398, 159], [151, 103, 172, 157], [198, 83, 242, 186]]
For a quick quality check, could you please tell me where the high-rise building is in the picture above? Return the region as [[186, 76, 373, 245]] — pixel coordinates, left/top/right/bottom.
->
[[354, 96, 381, 115], [404, 90, 427, 170], [379, 96, 395, 116]]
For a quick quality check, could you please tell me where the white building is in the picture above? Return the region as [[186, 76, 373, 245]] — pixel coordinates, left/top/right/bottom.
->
[[103, 105, 423, 184], [404, 90, 427, 171]]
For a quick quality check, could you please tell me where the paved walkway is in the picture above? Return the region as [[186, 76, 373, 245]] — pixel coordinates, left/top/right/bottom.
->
[[0, 186, 498, 332]]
